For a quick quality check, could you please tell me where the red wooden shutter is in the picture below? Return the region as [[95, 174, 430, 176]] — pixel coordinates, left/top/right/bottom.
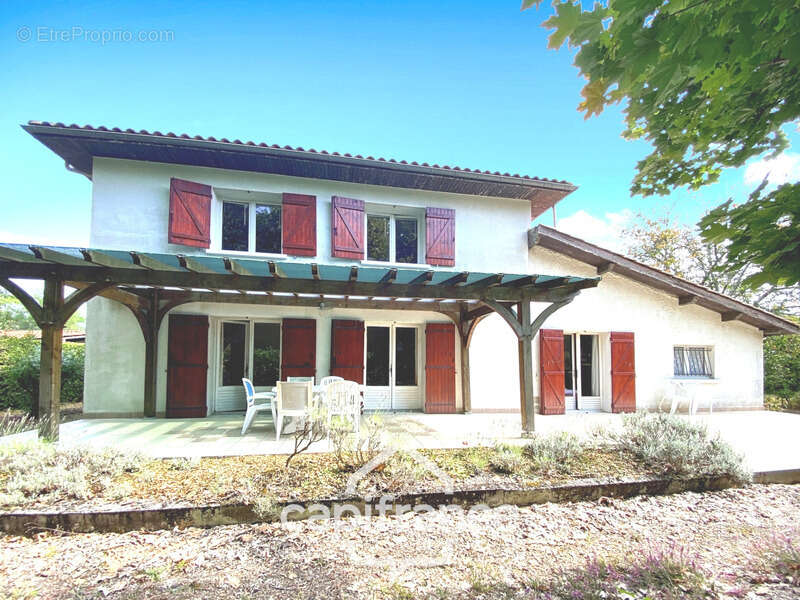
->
[[539, 328, 565, 415], [166, 314, 209, 418], [282, 193, 317, 257], [330, 320, 365, 383], [168, 178, 212, 248], [425, 207, 455, 266], [331, 196, 365, 259], [425, 323, 456, 413], [281, 318, 316, 379], [611, 331, 636, 413]]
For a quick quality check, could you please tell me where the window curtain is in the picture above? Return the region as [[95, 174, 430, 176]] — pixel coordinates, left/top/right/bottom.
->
[[590, 335, 600, 396]]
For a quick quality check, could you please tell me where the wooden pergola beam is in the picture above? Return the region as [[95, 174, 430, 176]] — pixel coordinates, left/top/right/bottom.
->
[[439, 272, 469, 287], [408, 270, 434, 285], [0, 277, 43, 323], [596, 261, 614, 275], [0, 261, 596, 303], [379, 268, 398, 284], [461, 273, 503, 292], [130, 251, 185, 272], [224, 257, 255, 277], [81, 249, 145, 270], [152, 290, 472, 314]]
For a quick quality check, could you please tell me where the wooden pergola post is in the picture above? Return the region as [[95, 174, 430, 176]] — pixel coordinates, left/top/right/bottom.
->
[[456, 306, 480, 414], [0, 278, 113, 440], [482, 293, 578, 434], [38, 279, 64, 440], [127, 289, 166, 418], [142, 317, 158, 418], [517, 301, 535, 432]]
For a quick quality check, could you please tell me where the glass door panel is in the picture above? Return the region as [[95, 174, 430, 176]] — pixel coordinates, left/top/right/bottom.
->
[[253, 322, 281, 387], [221, 321, 248, 386], [564, 334, 577, 410], [395, 327, 417, 386], [366, 326, 391, 386]]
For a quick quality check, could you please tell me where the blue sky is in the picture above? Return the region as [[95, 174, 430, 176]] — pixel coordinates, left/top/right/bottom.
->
[[1, 0, 798, 251]]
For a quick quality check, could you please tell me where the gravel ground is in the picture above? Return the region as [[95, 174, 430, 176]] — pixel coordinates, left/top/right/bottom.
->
[[1, 484, 799, 599]]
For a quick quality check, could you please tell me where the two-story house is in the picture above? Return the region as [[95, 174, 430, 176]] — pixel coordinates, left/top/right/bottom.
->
[[5, 121, 797, 437]]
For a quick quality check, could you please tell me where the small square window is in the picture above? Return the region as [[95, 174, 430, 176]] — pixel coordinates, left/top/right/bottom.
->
[[365, 212, 420, 263], [222, 202, 248, 251], [673, 346, 713, 378], [255, 204, 282, 254]]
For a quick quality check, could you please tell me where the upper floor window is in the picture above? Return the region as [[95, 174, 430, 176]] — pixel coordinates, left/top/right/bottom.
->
[[366, 212, 420, 264], [222, 200, 282, 254], [673, 346, 713, 378]]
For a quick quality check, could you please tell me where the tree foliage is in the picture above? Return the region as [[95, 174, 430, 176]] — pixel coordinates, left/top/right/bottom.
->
[[0, 293, 38, 330], [525, 0, 800, 287], [622, 212, 800, 315], [0, 336, 85, 413], [699, 182, 800, 287], [0, 291, 85, 331], [763, 327, 800, 401]]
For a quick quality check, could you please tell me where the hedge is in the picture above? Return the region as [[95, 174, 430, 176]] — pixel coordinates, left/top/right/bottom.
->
[[764, 333, 800, 402], [0, 336, 84, 412]]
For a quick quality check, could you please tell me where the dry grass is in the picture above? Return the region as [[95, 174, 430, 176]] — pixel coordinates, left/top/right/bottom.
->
[[115, 445, 653, 508], [0, 437, 658, 511]]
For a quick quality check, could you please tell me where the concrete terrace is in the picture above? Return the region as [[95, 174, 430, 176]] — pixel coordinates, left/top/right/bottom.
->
[[4, 410, 796, 473]]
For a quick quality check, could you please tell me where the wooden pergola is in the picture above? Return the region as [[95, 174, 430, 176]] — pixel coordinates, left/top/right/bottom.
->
[[0, 243, 599, 439]]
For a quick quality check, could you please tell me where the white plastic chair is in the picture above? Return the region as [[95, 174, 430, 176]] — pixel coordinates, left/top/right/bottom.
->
[[324, 380, 361, 438], [320, 375, 344, 387], [275, 380, 313, 440], [658, 380, 691, 414], [241, 378, 277, 435], [690, 389, 715, 415]]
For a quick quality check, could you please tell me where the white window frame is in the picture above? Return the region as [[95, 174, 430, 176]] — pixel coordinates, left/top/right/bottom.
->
[[216, 197, 285, 257], [363, 208, 424, 266], [215, 318, 283, 389], [673, 345, 714, 379]]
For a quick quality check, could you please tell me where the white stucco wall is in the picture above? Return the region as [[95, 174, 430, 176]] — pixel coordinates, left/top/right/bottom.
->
[[89, 157, 531, 272], [87, 157, 521, 415], [84, 157, 764, 416], [470, 247, 765, 412], [84, 299, 458, 416]]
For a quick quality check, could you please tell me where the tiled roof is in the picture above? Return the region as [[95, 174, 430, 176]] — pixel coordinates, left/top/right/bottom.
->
[[27, 121, 572, 185]]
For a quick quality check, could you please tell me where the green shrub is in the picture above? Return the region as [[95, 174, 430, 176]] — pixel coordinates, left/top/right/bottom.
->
[[603, 413, 751, 482], [0, 441, 146, 507], [764, 333, 800, 401], [522, 431, 583, 475], [488, 443, 524, 475], [0, 336, 85, 412], [765, 394, 800, 412]]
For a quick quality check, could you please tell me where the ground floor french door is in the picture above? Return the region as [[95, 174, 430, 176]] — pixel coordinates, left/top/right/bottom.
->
[[215, 319, 281, 412], [563, 333, 601, 411], [364, 323, 422, 411]]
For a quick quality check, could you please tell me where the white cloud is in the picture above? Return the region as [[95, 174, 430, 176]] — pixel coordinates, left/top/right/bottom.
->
[[556, 209, 634, 252], [744, 153, 800, 186]]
